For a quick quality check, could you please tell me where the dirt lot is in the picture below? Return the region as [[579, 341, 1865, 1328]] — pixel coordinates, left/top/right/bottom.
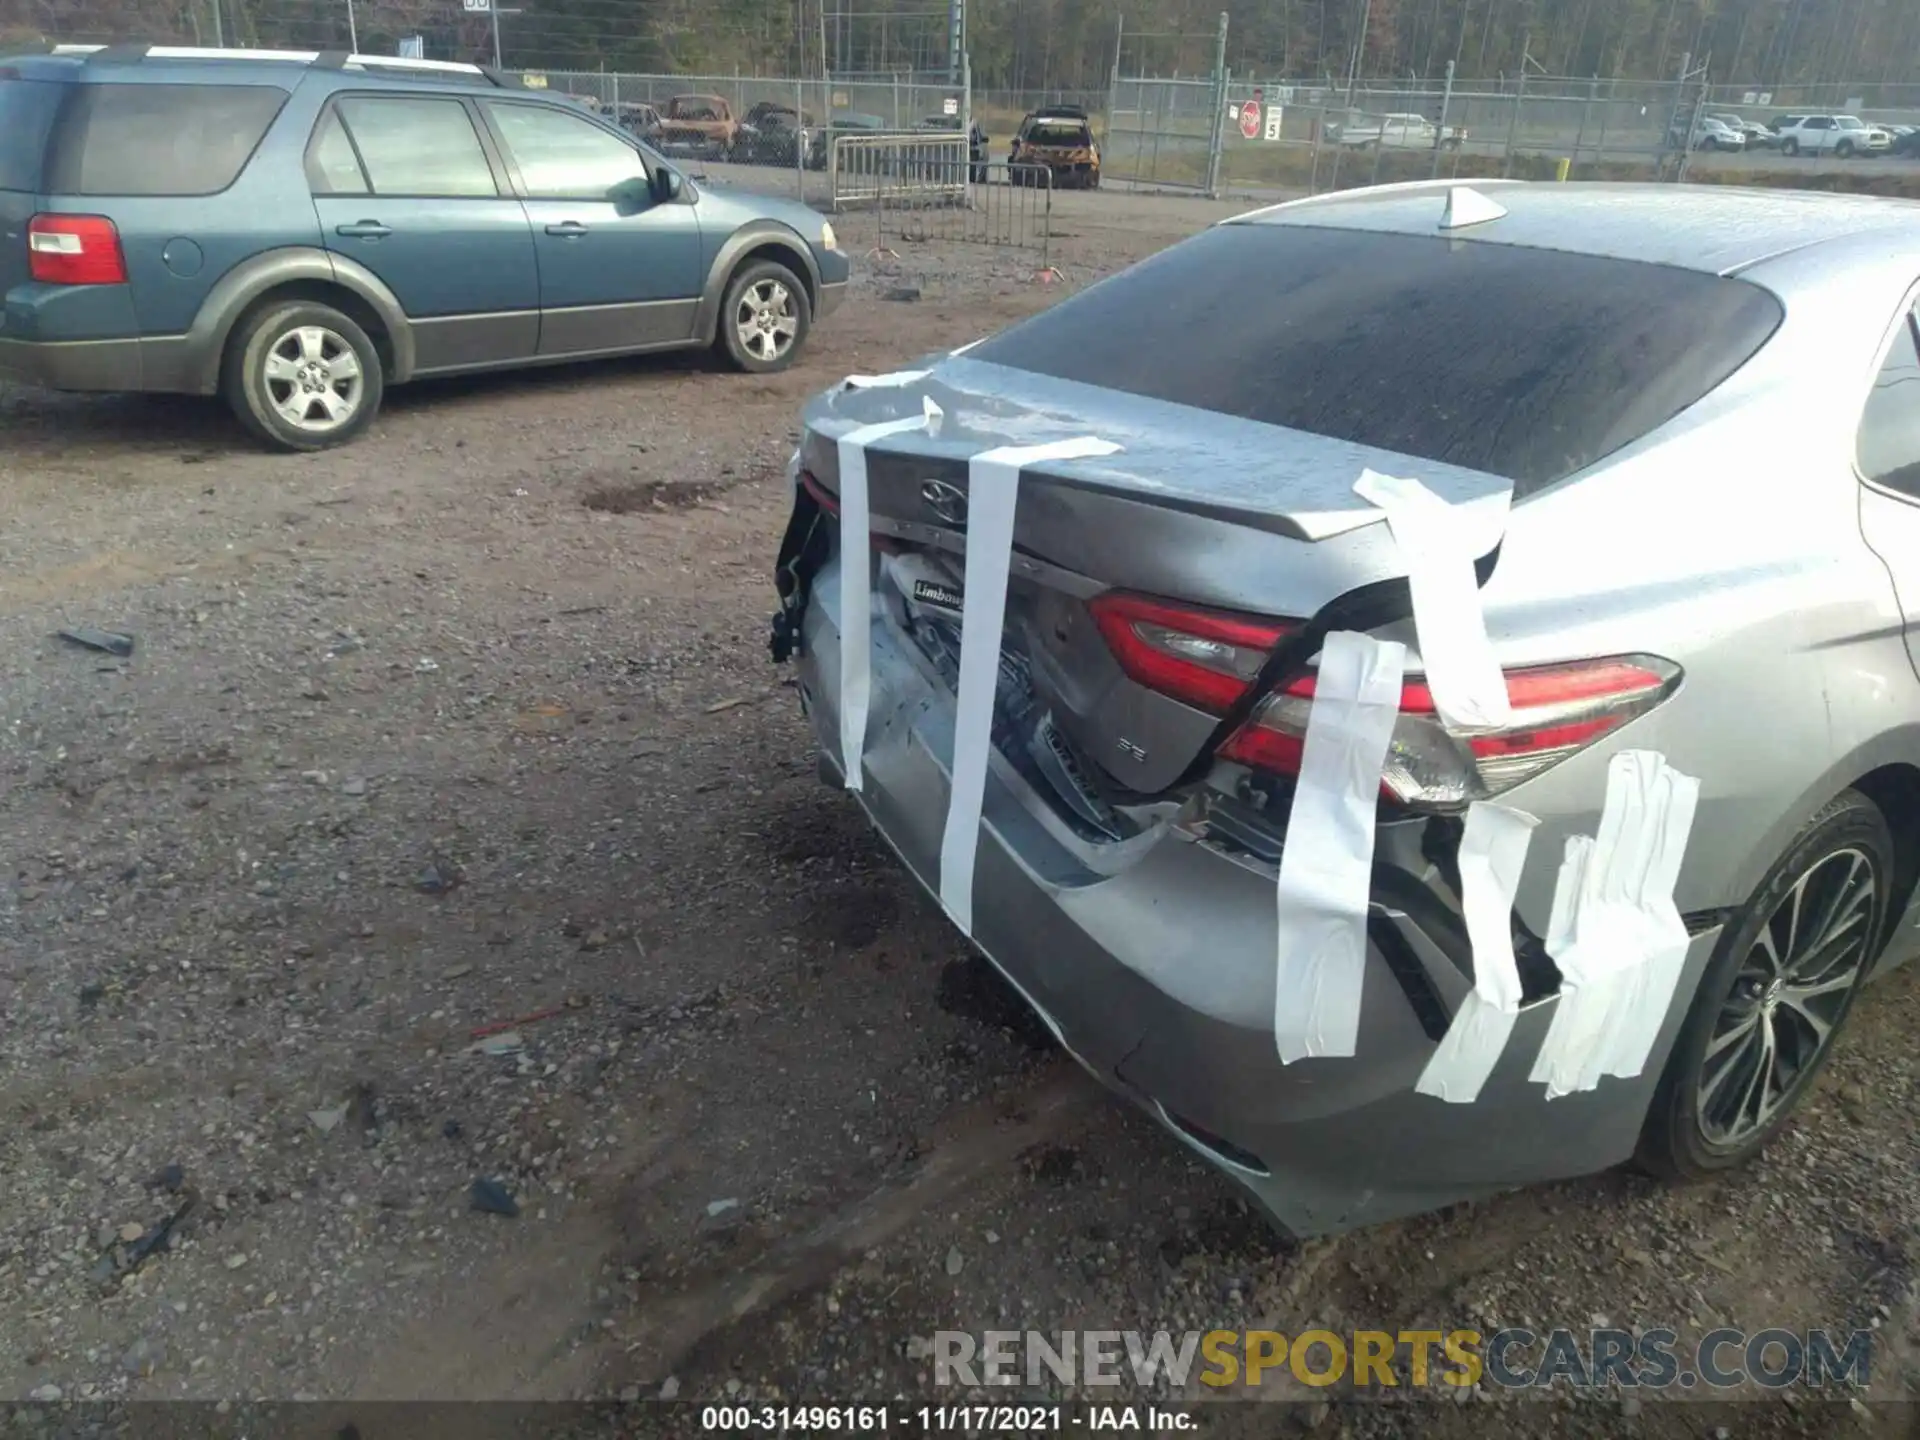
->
[[0, 185, 1915, 1438]]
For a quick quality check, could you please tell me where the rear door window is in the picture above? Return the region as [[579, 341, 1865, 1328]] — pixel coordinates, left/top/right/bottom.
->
[[334, 96, 497, 197], [1858, 310, 1920, 498], [305, 108, 369, 195], [0, 78, 65, 191], [45, 82, 287, 196], [964, 221, 1784, 495]]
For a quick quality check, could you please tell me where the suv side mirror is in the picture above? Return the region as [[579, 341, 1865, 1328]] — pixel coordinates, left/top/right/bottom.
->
[[652, 165, 685, 202]]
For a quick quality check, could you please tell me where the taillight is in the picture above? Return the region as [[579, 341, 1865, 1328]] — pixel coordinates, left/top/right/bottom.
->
[[1082, 590, 1680, 811], [1088, 592, 1294, 714], [799, 468, 838, 515], [28, 214, 127, 286], [1220, 654, 1682, 808], [801, 468, 902, 555]]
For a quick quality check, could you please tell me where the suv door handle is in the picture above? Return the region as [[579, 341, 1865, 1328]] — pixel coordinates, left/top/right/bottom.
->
[[335, 221, 392, 239], [545, 221, 589, 237]]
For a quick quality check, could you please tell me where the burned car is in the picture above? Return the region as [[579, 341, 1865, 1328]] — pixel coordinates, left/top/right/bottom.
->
[[1009, 105, 1100, 188], [806, 111, 887, 170], [740, 101, 813, 165], [920, 113, 989, 182], [658, 93, 740, 159]]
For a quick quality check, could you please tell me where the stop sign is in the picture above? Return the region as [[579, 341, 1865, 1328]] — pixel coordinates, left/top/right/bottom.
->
[[1239, 98, 1261, 140]]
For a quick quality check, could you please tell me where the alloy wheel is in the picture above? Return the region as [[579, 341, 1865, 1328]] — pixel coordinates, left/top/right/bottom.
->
[[263, 325, 364, 434], [1695, 847, 1877, 1147], [734, 278, 798, 363]]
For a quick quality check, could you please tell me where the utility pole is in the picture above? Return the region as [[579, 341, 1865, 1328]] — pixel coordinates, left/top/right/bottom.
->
[[948, 0, 964, 83], [1347, 0, 1374, 100], [490, 2, 502, 70], [210, 0, 225, 48], [346, 0, 359, 53]]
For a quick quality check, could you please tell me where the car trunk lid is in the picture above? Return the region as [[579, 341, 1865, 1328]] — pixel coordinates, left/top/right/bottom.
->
[[800, 360, 1511, 809]]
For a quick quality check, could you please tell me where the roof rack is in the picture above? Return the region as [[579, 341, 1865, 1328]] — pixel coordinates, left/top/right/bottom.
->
[[44, 42, 511, 86]]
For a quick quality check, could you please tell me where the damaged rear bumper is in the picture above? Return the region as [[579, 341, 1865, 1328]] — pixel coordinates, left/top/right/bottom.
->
[[795, 562, 1723, 1238]]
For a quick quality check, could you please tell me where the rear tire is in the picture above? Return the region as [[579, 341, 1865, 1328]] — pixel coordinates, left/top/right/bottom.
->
[[714, 258, 811, 374], [1782, 137, 1800, 156], [222, 299, 383, 453], [1636, 789, 1890, 1181]]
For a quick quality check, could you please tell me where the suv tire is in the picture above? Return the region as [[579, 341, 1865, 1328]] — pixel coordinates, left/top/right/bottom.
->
[[1782, 137, 1800, 155], [1836, 138, 1856, 158], [1636, 788, 1890, 1181], [715, 258, 811, 374], [224, 300, 383, 452]]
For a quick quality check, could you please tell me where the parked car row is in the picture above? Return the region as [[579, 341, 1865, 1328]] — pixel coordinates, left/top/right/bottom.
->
[[1663, 111, 1920, 158]]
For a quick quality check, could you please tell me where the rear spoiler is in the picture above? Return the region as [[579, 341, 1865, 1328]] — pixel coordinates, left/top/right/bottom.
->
[[1228, 176, 1527, 225]]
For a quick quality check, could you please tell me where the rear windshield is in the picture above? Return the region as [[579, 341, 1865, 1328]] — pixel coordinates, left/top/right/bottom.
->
[[45, 82, 287, 196], [0, 78, 65, 191], [1028, 120, 1090, 145], [966, 222, 1783, 494]]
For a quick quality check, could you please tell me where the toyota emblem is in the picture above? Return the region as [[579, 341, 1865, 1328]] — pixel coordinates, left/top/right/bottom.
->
[[920, 478, 968, 526]]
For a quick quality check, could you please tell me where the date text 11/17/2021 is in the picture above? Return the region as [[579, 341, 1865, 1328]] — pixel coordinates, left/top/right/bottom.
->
[[698, 1404, 1196, 1431]]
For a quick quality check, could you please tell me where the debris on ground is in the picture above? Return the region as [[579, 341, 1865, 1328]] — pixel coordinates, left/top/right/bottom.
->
[[415, 859, 460, 895], [470, 1178, 520, 1218], [55, 625, 135, 657], [470, 1007, 565, 1040]]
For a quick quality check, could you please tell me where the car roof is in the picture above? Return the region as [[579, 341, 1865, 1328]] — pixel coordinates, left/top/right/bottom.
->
[[1238, 181, 1920, 277]]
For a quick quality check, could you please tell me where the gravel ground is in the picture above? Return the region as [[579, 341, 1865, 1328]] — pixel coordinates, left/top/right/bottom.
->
[[0, 184, 1914, 1439]]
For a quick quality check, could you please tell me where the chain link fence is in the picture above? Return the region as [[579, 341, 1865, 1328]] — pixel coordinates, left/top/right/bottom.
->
[[475, 63, 1920, 203]]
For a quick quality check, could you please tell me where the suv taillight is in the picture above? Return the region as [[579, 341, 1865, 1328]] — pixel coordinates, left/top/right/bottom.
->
[[28, 214, 127, 286], [1087, 591, 1682, 811]]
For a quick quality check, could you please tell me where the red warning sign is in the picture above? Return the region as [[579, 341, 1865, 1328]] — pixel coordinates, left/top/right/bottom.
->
[[1239, 98, 1261, 140]]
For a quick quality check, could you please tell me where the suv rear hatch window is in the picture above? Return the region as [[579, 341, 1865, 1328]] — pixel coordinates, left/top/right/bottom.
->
[[44, 82, 287, 196], [0, 76, 65, 192], [1027, 118, 1091, 146], [966, 219, 1782, 496]]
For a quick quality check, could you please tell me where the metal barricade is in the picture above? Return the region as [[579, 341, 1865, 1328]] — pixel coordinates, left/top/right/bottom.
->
[[828, 132, 970, 209], [878, 162, 1054, 272]]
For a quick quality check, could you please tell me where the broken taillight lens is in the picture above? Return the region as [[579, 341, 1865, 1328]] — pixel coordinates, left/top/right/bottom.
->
[[1083, 590, 1680, 811], [1220, 655, 1682, 808], [1088, 592, 1295, 714], [799, 469, 838, 515], [801, 469, 904, 555]]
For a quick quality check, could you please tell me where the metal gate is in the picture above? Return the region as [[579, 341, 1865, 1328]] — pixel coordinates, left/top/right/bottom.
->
[[1102, 14, 1230, 193]]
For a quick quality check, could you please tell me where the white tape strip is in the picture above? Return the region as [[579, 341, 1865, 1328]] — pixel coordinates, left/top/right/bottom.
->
[[1598, 772, 1698, 1082], [1273, 630, 1406, 1064], [1414, 802, 1539, 1103], [843, 369, 931, 389], [937, 436, 1122, 936], [1353, 468, 1512, 732], [835, 398, 944, 793], [1530, 751, 1700, 1098]]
